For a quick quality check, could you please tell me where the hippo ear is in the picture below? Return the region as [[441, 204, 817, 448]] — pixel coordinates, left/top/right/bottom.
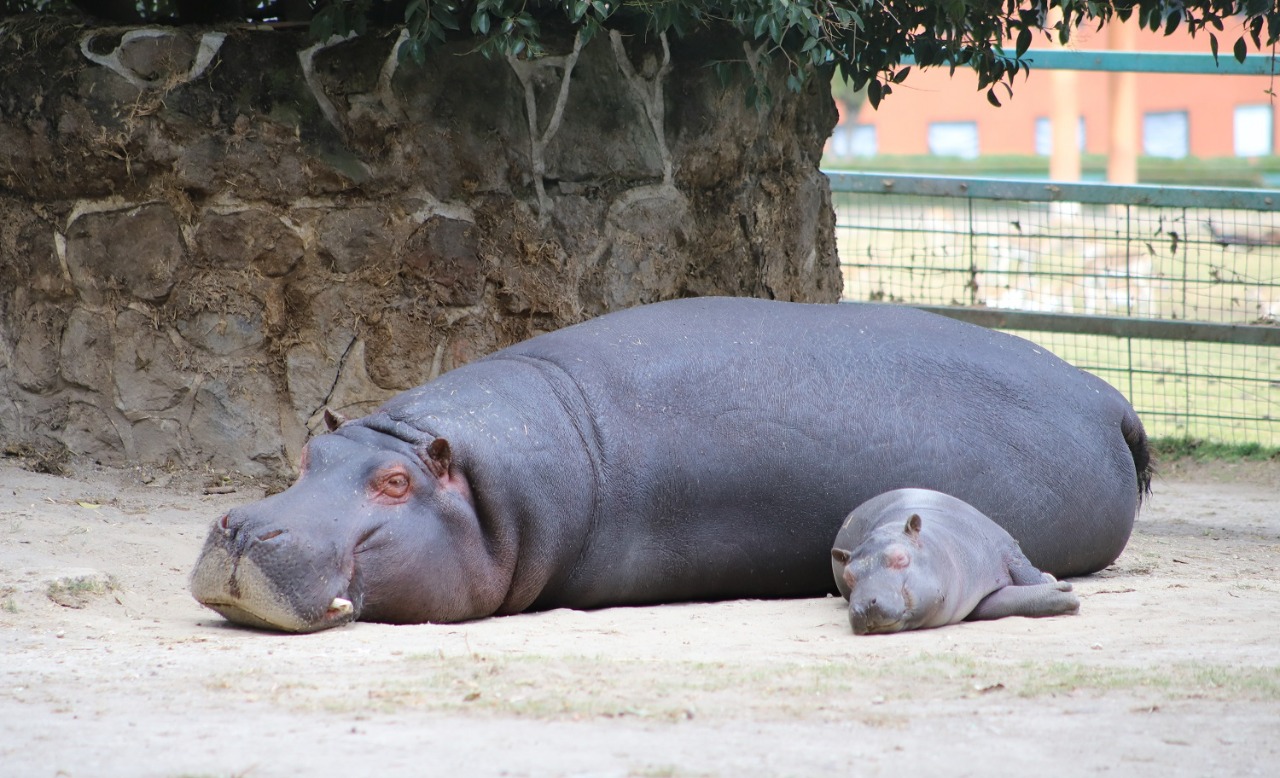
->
[[423, 438, 453, 480], [831, 548, 852, 566], [904, 513, 923, 539], [322, 408, 348, 432]]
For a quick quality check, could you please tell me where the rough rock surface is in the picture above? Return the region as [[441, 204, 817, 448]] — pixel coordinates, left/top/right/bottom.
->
[[0, 18, 839, 478]]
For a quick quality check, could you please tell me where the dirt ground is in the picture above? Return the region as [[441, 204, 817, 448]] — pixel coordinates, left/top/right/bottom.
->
[[1, 457, 1277, 778]]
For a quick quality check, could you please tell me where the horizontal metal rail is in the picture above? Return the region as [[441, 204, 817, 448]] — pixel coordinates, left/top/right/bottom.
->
[[900, 49, 1280, 75], [852, 303, 1280, 347], [1016, 48, 1280, 76], [826, 171, 1280, 211]]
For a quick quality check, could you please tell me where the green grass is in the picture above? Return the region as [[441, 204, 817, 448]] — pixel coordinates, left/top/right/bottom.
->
[[46, 575, 117, 598], [1022, 333, 1280, 448], [1149, 437, 1280, 462], [834, 195, 1280, 448], [45, 574, 120, 608], [1014, 660, 1280, 699], [292, 651, 1280, 722]]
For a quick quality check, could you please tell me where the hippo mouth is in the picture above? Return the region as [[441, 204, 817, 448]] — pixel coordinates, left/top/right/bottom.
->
[[850, 618, 908, 635], [848, 606, 910, 635], [190, 525, 363, 633], [198, 594, 357, 633]]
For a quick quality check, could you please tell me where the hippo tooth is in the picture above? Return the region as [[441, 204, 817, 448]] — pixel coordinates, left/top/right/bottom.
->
[[327, 597, 353, 616]]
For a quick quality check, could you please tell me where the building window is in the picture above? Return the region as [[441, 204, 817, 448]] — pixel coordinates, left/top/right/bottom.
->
[[1035, 117, 1086, 156], [1142, 111, 1189, 159], [928, 122, 979, 159], [829, 124, 878, 158], [1234, 104, 1274, 157]]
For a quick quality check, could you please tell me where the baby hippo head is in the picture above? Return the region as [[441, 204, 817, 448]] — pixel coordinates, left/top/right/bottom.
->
[[831, 513, 939, 635]]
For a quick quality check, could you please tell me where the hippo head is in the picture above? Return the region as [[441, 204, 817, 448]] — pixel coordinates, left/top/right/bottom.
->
[[831, 513, 936, 635], [190, 415, 505, 632]]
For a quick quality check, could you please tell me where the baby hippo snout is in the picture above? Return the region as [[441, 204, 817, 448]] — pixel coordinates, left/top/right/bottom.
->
[[848, 594, 910, 635]]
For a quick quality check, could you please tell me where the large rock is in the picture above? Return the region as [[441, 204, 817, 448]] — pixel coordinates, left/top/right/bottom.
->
[[0, 19, 838, 477]]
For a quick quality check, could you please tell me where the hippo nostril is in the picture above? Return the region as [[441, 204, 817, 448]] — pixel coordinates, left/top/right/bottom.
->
[[257, 529, 285, 542]]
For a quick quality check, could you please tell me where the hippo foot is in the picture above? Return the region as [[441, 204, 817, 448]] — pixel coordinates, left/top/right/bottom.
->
[[967, 581, 1080, 622]]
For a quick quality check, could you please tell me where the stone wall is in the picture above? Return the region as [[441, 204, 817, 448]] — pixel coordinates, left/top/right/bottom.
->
[[0, 18, 840, 478]]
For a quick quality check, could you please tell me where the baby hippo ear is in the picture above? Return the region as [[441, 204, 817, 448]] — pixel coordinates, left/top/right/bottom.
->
[[831, 548, 852, 566], [904, 513, 923, 539], [422, 438, 453, 480]]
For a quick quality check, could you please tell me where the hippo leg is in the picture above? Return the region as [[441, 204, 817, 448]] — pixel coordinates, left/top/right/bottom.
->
[[1005, 549, 1055, 586], [966, 580, 1080, 621]]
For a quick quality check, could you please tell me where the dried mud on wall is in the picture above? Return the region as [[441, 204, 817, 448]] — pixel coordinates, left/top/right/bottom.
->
[[0, 18, 840, 478]]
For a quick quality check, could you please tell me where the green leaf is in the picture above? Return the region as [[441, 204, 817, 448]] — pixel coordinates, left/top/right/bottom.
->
[[1209, 33, 1219, 65], [753, 14, 768, 40], [1234, 36, 1247, 64], [891, 66, 911, 84], [405, 38, 426, 66], [404, 0, 425, 18], [436, 7, 460, 32], [986, 87, 1001, 107], [1015, 27, 1031, 58], [867, 79, 882, 109], [712, 61, 732, 89]]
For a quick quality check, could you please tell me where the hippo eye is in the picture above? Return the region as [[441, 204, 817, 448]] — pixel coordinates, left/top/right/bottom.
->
[[375, 471, 411, 500], [885, 548, 911, 570]]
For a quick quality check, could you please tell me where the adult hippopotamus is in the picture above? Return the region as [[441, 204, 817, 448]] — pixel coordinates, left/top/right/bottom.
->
[[191, 296, 1151, 632], [831, 489, 1081, 635]]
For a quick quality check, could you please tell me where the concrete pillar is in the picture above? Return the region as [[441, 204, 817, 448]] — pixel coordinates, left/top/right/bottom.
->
[[1049, 8, 1081, 183], [1107, 19, 1139, 184]]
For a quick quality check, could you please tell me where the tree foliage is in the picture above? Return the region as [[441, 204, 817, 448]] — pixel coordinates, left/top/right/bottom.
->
[[6, 1, 1279, 106]]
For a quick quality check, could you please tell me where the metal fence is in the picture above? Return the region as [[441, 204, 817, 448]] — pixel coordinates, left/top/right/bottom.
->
[[828, 171, 1280, 447]]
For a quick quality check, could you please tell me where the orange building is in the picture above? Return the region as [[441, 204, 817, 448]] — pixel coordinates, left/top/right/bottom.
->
[[832, 22, 1279, 161]]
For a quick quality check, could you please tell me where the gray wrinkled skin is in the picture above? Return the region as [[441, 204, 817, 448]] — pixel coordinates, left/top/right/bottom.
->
[[191, 297, 1147, 633], [831, 489, 1081, 635]]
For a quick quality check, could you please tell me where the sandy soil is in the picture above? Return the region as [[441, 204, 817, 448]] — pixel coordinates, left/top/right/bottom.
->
[[1, 457, 1277, 777]]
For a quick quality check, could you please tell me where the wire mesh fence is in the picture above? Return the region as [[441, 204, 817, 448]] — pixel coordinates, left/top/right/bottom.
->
[[829, 172, 1280, 447]]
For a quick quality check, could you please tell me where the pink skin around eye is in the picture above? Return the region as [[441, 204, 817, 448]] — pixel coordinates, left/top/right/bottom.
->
[[370, 468, 412, 504], [885, 547, 911, 570]]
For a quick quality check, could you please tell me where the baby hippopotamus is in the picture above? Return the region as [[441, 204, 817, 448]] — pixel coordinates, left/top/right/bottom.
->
[[830, 489, 1081, 634]]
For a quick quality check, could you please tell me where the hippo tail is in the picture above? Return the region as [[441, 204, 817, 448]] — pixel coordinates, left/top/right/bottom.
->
[[1122, 406, 1154, 504]]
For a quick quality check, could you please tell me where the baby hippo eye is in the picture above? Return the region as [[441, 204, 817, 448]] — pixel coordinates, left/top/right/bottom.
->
[[377, 471, 411, 499], [885, 547, 911, 570]]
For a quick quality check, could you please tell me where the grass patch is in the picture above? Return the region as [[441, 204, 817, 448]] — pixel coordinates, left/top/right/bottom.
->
[[1014, 661, 1280, 700], [1149, 437, 1280, 462], [831, 190, 1280, 447], [296, 650, 1280, 722], [45, 573, 120, 609], [1, 586, 17, 614]]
